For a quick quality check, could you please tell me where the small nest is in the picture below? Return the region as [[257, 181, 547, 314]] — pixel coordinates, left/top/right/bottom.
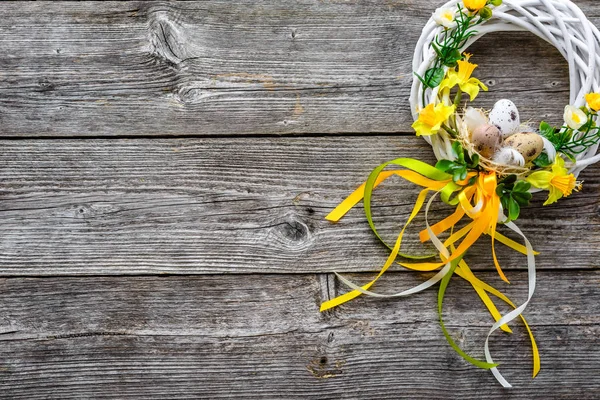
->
[[455, 116, 531, 177]]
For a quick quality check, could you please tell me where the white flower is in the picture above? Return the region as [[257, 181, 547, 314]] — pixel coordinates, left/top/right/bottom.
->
[[563, 105, 587, 130], [433, 7, 457, 29]]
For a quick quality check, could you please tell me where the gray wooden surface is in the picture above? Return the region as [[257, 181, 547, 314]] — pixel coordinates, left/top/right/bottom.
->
[[0, 1, 598, 398]]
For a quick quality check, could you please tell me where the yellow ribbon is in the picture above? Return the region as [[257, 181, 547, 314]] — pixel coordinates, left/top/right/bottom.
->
[[398, 173, 503, 273], [320, 169, 536, 308], [320, 188, 431, 309], [320, 160, 540, 379]]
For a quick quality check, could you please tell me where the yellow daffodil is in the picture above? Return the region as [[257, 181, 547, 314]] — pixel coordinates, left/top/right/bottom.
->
[[439, 60, 488, 101], [433, 7, 457, 29], [463, 0, 487, 12], [585, 93, 600, 111], [526, 155, 582, 205], [563, 105, 587, 130], [412, 103, 456, 136]]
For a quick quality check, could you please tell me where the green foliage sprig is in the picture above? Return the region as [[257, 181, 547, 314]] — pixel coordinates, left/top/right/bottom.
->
[[496, 175, 532, 222], [415, 4, 488, 90], [538, 108, 600, 161], [435, 142, 480, 182]]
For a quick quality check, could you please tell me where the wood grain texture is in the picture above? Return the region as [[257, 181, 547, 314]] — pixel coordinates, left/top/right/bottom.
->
[[1, 0, 599, 397], [0, 272, 598, 399], [0, 137, 598, 275], [1, 0, 597, 136]]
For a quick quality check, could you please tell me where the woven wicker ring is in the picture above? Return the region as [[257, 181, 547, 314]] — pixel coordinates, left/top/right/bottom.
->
[[411, 0, 600, 178], [321, 0, 600, 387]]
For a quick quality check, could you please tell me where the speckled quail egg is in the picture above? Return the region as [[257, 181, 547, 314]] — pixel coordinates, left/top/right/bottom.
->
[[488, 99, 521, 138], [503, 132, 544, 164], [471, 124, 502, 158]]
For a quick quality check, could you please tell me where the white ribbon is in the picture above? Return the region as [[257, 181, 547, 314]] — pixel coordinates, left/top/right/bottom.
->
[[335, 192, 537, 388], [483, 213, 537, 388]]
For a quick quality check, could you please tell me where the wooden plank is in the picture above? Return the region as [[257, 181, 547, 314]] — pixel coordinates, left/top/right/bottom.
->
[[3, 0, 598, 136], [0, 272, 598, 398], [0, 137, 598, 275]]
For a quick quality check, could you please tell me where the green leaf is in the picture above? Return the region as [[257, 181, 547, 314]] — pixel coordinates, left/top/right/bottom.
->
[[539, 121, 556, 139], [469, 153, 480, 168], [511, 191, 532, 206], [502, 174, 517, 185], [495, 184, 505, 197], [532, 152, 552, 168], [558, 128, 573, 143], [440, 142, 481, 183], [414, 71, 428, 87], [451, 141, 462, 160], [452, 142, 465, 164], [452, 171, 462, 183], [497, 178, 532, 219], [513, 180, 531, 193], [442, 49, 462, 67], [500, 195, 510, 214], [431, 42, 443, 57], [490, 0, 502, 6], [463, 151, 472, 164], [423, 67, 445, 89], [508, 197, 520, 221], [446, 165, 461, 173], [452, 167, 467, 182], [435, 159, 454, 172]]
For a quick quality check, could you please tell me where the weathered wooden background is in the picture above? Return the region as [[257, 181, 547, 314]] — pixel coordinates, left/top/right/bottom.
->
[[0, 1, 598, 398]]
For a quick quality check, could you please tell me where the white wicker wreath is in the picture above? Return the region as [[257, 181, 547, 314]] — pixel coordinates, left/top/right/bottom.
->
[[411, 0, 600, 177], [320, 0, 600, 388]]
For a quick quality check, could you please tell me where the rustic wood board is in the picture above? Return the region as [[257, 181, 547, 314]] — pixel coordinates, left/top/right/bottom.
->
[[0, 0, 599, 398], [1, 0, 595, 137], [0, 272, 598, 399], [0, 137, 598, 275]]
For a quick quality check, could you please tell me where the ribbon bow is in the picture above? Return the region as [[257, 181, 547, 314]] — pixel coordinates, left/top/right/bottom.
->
[[320, 158, 540, 387]]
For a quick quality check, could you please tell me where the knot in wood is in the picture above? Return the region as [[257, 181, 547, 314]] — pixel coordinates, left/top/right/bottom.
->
[[280, 219, 308, 242], [270, 215, 313, 251]]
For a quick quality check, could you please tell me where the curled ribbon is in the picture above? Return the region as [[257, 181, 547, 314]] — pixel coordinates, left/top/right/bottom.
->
[[321, 158, 540, 386]]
